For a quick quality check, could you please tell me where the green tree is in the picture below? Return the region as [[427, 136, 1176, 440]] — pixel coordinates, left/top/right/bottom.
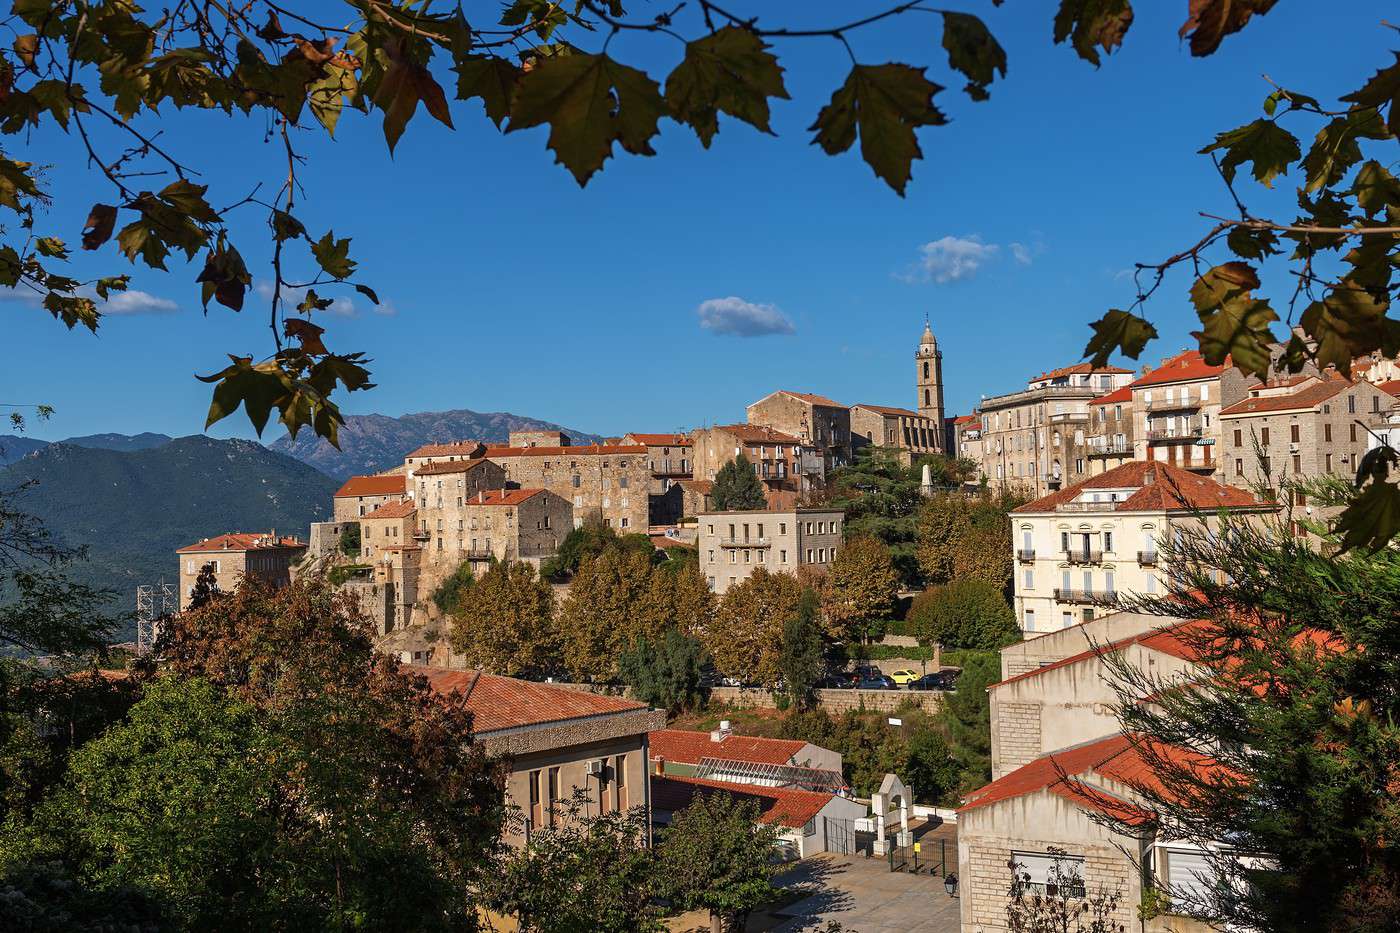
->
[[704, 567, 803, 686], [903, 727, 960, 807], [647, 560, 717, 635], [187, 561, 221, 610], [490, 788, 661, 933], [618, 628, 710, 714], [657, 792, 780, 933], [936, 650, 999, 793], [909, 578, 1019, 650], [449, 559, 557, 677], [430, 560, 475, 614], [778, 588, 826, 711], [916, 492, 1023, 593], [338, 522, 361, 556], [821, 536, 900, 644], [710, 455, 767, 511], [540, 520, 656, 582], [560, 549, 659, 681], [0, 861, 165, 933]]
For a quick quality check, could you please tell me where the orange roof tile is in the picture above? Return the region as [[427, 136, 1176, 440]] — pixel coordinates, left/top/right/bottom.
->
[[649, 729, 808, 767], [1034, 363, 1132, 381], [1133, 350, 1227, 388], [411, 458, 493, 476], [776, 390, 847, 408], [707, 424, 806, 445], [406, 440, 485, 459], [953, 414, 979, 426], [483, 444, 647, 458], [334, 474, 408, 498], [1090, 385, 1134, 406], [177, 532, 305, 553], [852, 404, 931, 419], [463, 489, 545, 507], [993, 618, 1212, 690], [362, 501, 417, 520], [625, 433, 692, 446], [1012, 461, 1269, 514], [410, 667, 645, 733], [650, 774, 835, 829], [1380, 379, 1400, 397]]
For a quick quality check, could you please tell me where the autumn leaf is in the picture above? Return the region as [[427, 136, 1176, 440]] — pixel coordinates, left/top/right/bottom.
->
[[1225, 225, 1279, 260], [1178, 0, 1278, 58], [285, 317, 328, 355], [374, 49, 454, 154], [195, 237, 250, 311], [1341, 51, 1400, 137], [1299, 287, 1391, 376], [1336, 477, 1400, 553], [1053, 0, 1133, 67], [809, 64, 945, 196], [81, 203, 117, 250], [13, 34, 38, 69], [311, 230, 355, 279], [1301, 110, 1384, 195], [941, 12, 1006, 101], [1189, 263, 1275, 377], [198, 355, 294, 435], [1084, 309, 1157, 367], [453, 54, 519, 128], [1200, 118, 1299, 187], [665, 26, 789, 147], [508, 52, 665, 186], [1352, 160, 1400, 218]]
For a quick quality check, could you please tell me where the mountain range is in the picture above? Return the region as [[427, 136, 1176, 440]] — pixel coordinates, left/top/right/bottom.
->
[[268, 408, 606, 479], [0, 431, 172, 466], [1, 436, 339, 619]]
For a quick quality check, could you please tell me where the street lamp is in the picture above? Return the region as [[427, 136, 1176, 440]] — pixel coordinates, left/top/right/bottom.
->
[[944, 873, 959, 897]]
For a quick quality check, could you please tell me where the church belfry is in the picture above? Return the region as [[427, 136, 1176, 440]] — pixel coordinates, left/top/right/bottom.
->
[[916, 319, 945, 445]]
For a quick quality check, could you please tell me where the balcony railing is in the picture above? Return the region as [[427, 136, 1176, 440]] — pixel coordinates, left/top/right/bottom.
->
[[1054, 500, 1115, 512], [1138, 550, 1159, 566], [1087, 442, 1134, 457], [1049, 410, 1089, 423], [1054, 588, 1118, 606], [464, 547, 494, 559], [1016, 549, 1036, 562], [1146, 426, 1203, 443], [1144, 396, 1202, 412], [1064, 549, 1103, 565], [718, 537, 772, 548], [413, 529, 431, 541]]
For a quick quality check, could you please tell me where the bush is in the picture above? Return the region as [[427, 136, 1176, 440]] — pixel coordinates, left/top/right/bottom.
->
[[327, 563, 371, 586], [431, 561, 475, 614], [618, 628, 709, 713], [338, 522, 361, 556], [909, 578, 1019, 650]]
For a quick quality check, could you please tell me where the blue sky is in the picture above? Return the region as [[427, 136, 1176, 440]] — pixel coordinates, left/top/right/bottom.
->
[[5, 3, 1391, 442]]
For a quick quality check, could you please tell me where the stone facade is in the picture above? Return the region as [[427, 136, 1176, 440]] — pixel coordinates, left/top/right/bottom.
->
[[623, 432, 694, 525], [950, 414, 981, 463], [358, 501, 416, 561], [915, 320, 946, 428], [697, 508, 843, 595], [1069, 385, 1136, 483], [1131, 350, 1260, 480], [690, 424, 821, 497], [747, 390, 852, 471], [849, 405, 943, 462], [508, 429, 571, 448], [175, 532, 307, 610], [998, 611, 1161, 680], [333, 473, 409, 522], [404, 441, 485, 470], [484, 444, 651, 532], [457, 488, 571, 572], [976, 364, 1136, 496]]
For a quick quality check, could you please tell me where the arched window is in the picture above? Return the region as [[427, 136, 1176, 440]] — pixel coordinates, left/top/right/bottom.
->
[[923, 362, 929, 379]]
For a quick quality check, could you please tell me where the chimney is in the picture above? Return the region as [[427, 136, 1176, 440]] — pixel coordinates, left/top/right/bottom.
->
[[654, 755, 665, 776], [710, 720, 732, 743]]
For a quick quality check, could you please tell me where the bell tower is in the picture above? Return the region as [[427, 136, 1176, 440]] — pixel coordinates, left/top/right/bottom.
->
[[916, 317, 945, 449]]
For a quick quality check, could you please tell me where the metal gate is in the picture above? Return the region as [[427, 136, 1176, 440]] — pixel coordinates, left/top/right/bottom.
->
[[824, 816, 852, 855], [888, 835, 950, 875]]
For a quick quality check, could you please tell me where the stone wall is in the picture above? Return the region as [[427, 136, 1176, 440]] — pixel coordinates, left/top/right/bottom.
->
[[962, 841, 1136, 932], [489, 448, 650, 532], [992, 701, 1042, 777], [550, 682, 943, 714]]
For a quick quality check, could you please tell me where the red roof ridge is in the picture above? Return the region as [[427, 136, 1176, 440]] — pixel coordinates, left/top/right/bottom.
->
[[1012, 461, 1268, 514], [410, 666, 646, 733], [991, 618, 1209, 690], [1090, 385, 1133, 406], [177, 532, 305, 553], [363, 500, 416, 520], [334, 474, 408, 498], [1133, 350, 1228, 388], [649, 728, 808, 766]]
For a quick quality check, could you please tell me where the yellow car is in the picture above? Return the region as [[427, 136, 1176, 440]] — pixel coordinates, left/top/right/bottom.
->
[[889, 669, 920, 687]]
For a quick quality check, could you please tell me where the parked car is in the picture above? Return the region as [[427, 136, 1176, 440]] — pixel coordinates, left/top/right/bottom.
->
[[888, 669, 921, 687], [910, 670, 959, 691], [855, 673, 898, 690], [820, 672, 857, 689]]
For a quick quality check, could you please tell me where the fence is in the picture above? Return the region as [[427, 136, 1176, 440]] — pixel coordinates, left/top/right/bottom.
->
[[888, 834, 950, 876]]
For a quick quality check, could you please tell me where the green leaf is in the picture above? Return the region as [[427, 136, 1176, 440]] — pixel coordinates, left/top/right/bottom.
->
[[311, 230, 355, 280], [1225, 225, 1279, 260], [35, 236, 67, 259], [271, 210, 306, 242], [1200, 118, 1299, 187], [1335, 476, 1400, 553], [453, 54, 519, 129], [81, 203, 118, 250], [0, 246, 18, 286], [1084, 309, 1157, 367], [1341, 52, 1400, 137], [0, 158, 42, 211], [197, 355, 294, 435], [307, 64, 358, 136], [1053, 0, 1133, 67], [1352, 160, 1400, 218], [94, 275, 129, 300], [664, 26, 789, 147], [353, 283, 380, 305], [1178, 0, 1278, 58], [1301, 109, 1386, 194], [809, 63, 945, 196], [1189, 263, 1275, 377], [158, 179, 219, 223], [940, 13, 1006, 101], [297, 289, 334, 314], [1299, 287, 1391, 376], [508, 52, 666, 186], [43, 291, 100, 332], [115, 219, 169, 269], [373, 50, 455, 154]]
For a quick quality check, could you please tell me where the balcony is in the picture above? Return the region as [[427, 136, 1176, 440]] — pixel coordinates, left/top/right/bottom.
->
[[464, 547, 494, 559], [1146, 426, 1203, 443], [1064, 549, 1103, 565], [718, 537, 772, 548], [1054, 588, 1119, 606], [1049, 410, 1089, 423], [413, 529, 431, 541], [1087, 442, 1134, 457], [1054, 500, 1116, 512], [1144, 396, 1202, 412], [1016, 549, 1036, 563], [1138, 550, 1159, 566]]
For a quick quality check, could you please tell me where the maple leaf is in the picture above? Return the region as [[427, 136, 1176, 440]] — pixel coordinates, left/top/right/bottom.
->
[[1179, 0, 1278, 58], [941, 12, 1006, 101], [374, 48, 454, 154], [665, 26, 789, 147], [453, 54, 519, 129], [1084, 309, 1158, 367], [1341, 51, 1400, 137], [809, 64, 945, 196], [311, 230, 355, 280], [1053, 0, 1133, 67], [1200, 118, 1299, 187]]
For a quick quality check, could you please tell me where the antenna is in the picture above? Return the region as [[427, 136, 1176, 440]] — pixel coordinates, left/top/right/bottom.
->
[[135, 580, 175, 655]]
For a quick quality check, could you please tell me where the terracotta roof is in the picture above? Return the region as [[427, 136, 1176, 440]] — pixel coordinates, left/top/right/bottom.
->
[[993, 618, 1211, 690], [649, 729, 808, 767], [1133, 350, 1227, 388], [334, 474, 408, 498], [463, 489, 545, 507], [774, 390, 847, 409], [410, 667, 645, 734], [1033, 363, 1132, 381], [483, 444, 646, 458], [650, 774, 834, 829], [1219, 380, 1351, 417], [706, 424, 806, 445], [1012, 461, 1269, 514], [649, 533, 693, 550], [678, 479, 714, 495], [953, 414, 979, 426], [411, 458, 493, 476], [852, 404, 930, 419], [406, 441, 484, 459], [177, 532, 305, 553], [1380, 379, 1400, 397], [362, 500, 416, 520], [1090, 385, 1134, 406], [959, 733, 1221, 823], [624, 433, 692, 446]]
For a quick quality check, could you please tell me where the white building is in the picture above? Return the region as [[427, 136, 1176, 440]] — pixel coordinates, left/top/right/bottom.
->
[[696, 507, 843, 595]]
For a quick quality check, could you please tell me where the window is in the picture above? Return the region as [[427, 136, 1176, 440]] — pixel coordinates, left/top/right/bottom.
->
[[1325, 423, 1332, 443], [1292, 454, 1301, 474], [807, 549, 814, 562], [1061, 569, 1071, 593], [546, 767, 560, 827], [1348, 394, 1356, 414], [780, 549, 788, 563], [1060, 531, 1069, 551], [529, 769, 544, 830], [1146, 574, 1157, 594], [614, 755, 627, 811], [1162, 848, 1216, 911], [1373, 395, 1382, 413], [1061, 611, 1073, 628], [1024, 609, 1036, 631], [1023, 569, 1034, 590], [1290, 424, 1300, 443], [571, 474, 581, 488], [619, 476, 628, 489], [1260, 426, 1270, 446], [1105, 571, 1115, 594], [1326, 453, 1333, 472], [1350, 423, 1358, 443], [1011, 851, 1086, 898], [1235, 457, 1244, 476], [1233, 428, 1242, 446], [779, 522, 787, 535], [621, 518, 629, 529], [1104, 531, 1114, 553]]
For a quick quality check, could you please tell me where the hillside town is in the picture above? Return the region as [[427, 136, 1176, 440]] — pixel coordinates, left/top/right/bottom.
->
[[162, 321, 1400, 931]]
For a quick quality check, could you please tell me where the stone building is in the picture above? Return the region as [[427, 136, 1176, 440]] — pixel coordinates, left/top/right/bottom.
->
[[414, 667, 665, 847], [509, 429, 571, 448], [175, 532, 307, 610], [696, 507, 843, 595], [457, 488, 571, 573], [915, 319, 946, 429], [1069, 384, 1136, 483], [404, 441, 485, 470], [848, 404, 943, 463], [976, 364, 1135, 496], [1010, 461, 1272, 637], [621, 433, 692, 493], [690, 424, 821, 497], [359, 500, 416, 561], [747, 390, 852, 471], [409, 457, 507, 509], [1131, 350, 1259, 479], [484, 443, 650, 532], [351, 543, 422, 635], [1219, 376, 1394, 522], [333, 473, 409, 521], [950, 414, 981, 463]]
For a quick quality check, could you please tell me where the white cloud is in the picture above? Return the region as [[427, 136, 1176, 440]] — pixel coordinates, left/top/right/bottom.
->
[[101, 289, 178, 315], [1009, 242, 1032, 265], [255, 280, 359, 318], [904, 235, 1001, 284], [696, 296, 796, 337]]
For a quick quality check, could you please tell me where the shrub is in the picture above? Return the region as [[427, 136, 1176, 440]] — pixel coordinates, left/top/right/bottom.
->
[[430, 561, 475, 614], [909, 578, 1019, 650]]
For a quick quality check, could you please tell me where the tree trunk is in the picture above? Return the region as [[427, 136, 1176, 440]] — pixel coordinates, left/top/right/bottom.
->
[[709, 910, 723, 933]]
